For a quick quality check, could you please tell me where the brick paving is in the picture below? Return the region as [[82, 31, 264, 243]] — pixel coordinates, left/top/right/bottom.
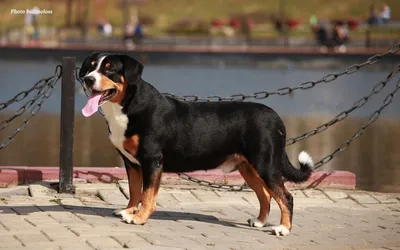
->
[[0, 181, 399, 250]]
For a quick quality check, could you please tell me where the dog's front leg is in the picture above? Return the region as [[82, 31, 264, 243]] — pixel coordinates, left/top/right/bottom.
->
[[114, 164, 143, 217], [113, 154, 143, 217], [121, 157, 162, 225]]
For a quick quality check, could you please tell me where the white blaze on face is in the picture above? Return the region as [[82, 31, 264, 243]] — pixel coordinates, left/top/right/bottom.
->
[[86, 56, 106, 91], [82, 56, 106, 118]]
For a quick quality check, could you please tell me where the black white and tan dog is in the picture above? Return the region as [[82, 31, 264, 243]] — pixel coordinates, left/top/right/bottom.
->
[[79, 52, 314, 236]]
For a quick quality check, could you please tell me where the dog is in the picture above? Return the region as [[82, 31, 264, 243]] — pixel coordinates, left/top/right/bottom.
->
[[79, 52, 314, 236]]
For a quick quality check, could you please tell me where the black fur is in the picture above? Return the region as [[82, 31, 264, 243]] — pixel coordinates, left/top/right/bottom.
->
[[79, 53, 313, 228]]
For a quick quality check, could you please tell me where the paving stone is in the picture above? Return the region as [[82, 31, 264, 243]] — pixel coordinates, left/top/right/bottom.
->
[[190, 190, 221, 202], [0, 235, 23, 248], [170, 190, 200, 203], [370, 193, 400, 204], [136, 232, 200, 249], [303, 189, 328, 199], [11, 204, 43, 215], [74, 183, 118, 196], [41, 227, 80, 241], [0, 186, 29, 197], [348, 192, 380, 204], [0, 217, 36, 231], [156, 192, 180, 208], [0, 185, 400, 249], [85, 235, 124, 249], [28, 184, 56, 198], [292, 190, 307, 198], [117, 181, 130, 199], [323, 190, 349, 200], [98, 188, 128, 206], [14, 232, 51, 247]]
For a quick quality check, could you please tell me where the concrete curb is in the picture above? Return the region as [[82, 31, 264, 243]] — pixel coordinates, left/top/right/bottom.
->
[[0, 166, 356, 189]]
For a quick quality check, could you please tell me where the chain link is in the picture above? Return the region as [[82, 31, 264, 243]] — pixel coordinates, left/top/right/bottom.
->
[[313, 75, 400, 170], [285, 65, 400, 146], [163, 43, 400, 102], [0, 75, 58, 111], [0, 67, 61, 151], [177, 173, 249, 191]]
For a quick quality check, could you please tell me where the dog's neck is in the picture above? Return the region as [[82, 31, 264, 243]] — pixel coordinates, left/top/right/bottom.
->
[[120, 78, 165, 116]]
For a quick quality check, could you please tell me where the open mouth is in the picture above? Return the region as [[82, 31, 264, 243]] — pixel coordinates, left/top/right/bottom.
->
[[92, 88, 117, 105], [82, 88, 117, 118]]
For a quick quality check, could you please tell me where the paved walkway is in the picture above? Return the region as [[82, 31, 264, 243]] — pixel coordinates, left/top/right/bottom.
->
[[0, 181, 399, 250]]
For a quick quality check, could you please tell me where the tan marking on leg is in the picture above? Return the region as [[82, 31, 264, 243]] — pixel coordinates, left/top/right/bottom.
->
[[123, 135, 140, 157], [239, 163, 272, 225], [114, 166, 142, 217], [126, 166, 142, 213], [269, 183, 292, 231], [122, 168, 162, 225]]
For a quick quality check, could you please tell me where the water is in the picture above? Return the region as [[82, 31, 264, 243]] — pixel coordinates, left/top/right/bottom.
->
[[1, 59, 400, 192]]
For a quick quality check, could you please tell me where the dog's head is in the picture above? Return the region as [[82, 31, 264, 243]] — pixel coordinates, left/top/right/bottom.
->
[[79, 52, 144, 117]]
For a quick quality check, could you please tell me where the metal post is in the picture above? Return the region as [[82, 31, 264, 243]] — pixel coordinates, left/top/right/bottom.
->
[[59, 57, 76, 193]]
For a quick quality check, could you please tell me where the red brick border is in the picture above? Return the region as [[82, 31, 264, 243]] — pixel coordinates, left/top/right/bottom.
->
[[0, 167, 356, 189]]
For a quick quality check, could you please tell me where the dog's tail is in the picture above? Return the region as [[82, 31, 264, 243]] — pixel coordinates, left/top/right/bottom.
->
[[281, 151, 314, 183]]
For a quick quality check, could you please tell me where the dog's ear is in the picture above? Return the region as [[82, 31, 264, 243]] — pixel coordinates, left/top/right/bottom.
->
[[79, 52, 101, 78], [120, 55, 144, 84]]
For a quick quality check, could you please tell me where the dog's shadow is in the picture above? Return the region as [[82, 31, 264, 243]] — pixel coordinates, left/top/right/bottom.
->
[[0, 203, 276, 234]]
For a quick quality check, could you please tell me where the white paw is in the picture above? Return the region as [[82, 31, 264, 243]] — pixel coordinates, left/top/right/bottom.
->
[[271, 225, 290, 236], [247, 218, 266, 228], [120, 210, 134, 224], [113, 209, 124, 217]]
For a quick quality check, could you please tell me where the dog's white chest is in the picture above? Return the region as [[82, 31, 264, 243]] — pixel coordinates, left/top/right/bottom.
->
[[101, 103, 140, 165]]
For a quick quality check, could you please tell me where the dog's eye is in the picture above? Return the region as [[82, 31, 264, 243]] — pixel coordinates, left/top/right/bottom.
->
[[106, 67, 115, 73]]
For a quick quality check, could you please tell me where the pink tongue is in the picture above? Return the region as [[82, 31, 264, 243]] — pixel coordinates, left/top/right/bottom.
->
[[82, 94, 102, 117]]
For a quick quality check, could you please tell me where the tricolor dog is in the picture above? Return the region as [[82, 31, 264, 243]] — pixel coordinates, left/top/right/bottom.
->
[[79, 52, 314, 236]]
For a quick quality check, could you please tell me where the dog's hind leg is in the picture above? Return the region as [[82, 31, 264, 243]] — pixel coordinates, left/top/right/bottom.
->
[[238, 163, 272, 228], [262, 178, 293, 236]]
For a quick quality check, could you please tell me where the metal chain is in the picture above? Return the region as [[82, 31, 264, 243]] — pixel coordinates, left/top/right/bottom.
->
[[0, 76, 55, 111], [0, 68, 61, 151], [178, 73, 399, 188], [179, 67, 400, 189], [0, 76, 58, 130], [313, 74, 400, 170], [0, 65, 62, 111], [286, 65, 400, 146], [163, 43, 400, 102], [177, 173, 249, 191]]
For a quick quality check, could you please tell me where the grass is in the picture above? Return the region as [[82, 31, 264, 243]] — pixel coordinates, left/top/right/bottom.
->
[[1, 0, 399, 39], [49, 198, 62, 204]]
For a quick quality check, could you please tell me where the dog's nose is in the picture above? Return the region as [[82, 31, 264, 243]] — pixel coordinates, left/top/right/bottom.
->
[[84, 76, 95, 87]]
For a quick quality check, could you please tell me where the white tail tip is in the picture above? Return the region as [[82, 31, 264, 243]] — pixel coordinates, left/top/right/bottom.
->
[[298, 151, 314, 168]]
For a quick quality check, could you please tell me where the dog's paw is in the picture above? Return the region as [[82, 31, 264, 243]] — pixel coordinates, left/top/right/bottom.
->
[[120, 210, 147, 225], [113, 209, 124, 217], [271, 225, 290, 236], [247, 218, 266, 228]]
